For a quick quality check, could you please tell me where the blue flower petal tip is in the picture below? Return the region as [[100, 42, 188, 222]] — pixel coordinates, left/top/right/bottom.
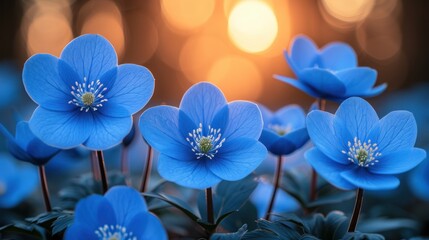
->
[[258, 104, 309, 156], [23, 34, 155, 150], [306, 97, 426, 191], [139, 82, 267, 189], [276, 35, 386, 101], [64, 186, 167, 240]]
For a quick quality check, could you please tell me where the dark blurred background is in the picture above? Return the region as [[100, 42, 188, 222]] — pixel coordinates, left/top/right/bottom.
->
[[1, 0, 427, 110]]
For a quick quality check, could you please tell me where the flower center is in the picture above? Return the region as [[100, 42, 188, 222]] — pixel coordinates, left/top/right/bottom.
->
[[341, 137, 382, 167], [68, 77, 108, 112], [186, 123, 226, 159], [94, 224, 136, 240], [0, 181, 6, 196], [269, 124, 292, 136]]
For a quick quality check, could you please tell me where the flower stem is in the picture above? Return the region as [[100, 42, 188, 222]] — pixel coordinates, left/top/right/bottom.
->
[[90, 151, 101, 181], [38, 165, 51, 212], [206, 187, 214, 224], [140, 145, 153, 192], [120, 146, 131, 185], [348, 188, 364, 232], [96, 150, 109, 194], [310, 98, 326, 201], [265, 155, 283, 220]]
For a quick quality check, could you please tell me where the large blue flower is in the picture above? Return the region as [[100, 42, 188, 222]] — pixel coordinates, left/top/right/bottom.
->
[[274, 35, 386, 101], [23, 34, 154, 150], [0, 121, 60, 165], [65, 186, 167, 240], [0, 153, 38, 208], [139, 82, 267, 189], [305, 97, 426, 190], [258, 104, 309, 156]]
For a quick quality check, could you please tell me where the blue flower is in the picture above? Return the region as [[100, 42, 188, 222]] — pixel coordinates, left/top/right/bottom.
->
[[65, 186, 167, 240], [139, 82, 267, 189], [305, 97, 426, 190], [0, 121, 60, 165], [274, 35, 386, 101], [409, 155, 429, 201], [0, 62, 20, 109], [0, 153, 38, 208], [258, 104, 309, 155], [250, 180, 300, 218], [23, 34, 154, 150]]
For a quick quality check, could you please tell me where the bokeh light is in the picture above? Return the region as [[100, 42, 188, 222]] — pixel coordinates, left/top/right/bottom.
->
[[78, 0, 125, 60], [228, 0, 279, 54], [161, 0, 215, 32], [206, 55, 263, 101], [321, 0, 374, 23]]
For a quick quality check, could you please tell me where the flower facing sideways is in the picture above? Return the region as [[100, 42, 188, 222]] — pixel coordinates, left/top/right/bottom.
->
[[305, 97, 426, 190], [274, 35, 386, 101], [139, 82, 267, 189], [258, 104, 309, 156], [23, 34, 154, 150], [65, 186, 167, 240]]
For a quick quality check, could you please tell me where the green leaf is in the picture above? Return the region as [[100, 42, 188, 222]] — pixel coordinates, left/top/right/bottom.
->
[[0, 221, 47, 240], [51, 213, 74, 235], [211, 224, 248, 240]]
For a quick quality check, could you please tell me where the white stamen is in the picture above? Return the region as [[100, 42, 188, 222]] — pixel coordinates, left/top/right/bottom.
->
[[94, 224, 137, 240], [342, 137, 382, 167], [68, 77, 108, 112], [186, 123, 226, 160]]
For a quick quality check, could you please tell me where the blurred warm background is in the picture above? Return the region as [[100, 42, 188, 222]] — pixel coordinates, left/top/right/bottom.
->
[[0, 0, 427, 109]]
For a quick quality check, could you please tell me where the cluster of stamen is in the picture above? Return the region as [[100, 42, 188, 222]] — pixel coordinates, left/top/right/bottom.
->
[[68, 77, 108, 112], [269, 124, 292, 136], [94, 224, 136, 240], [186, 123, 226, 160], [341, 137, 382, 167]]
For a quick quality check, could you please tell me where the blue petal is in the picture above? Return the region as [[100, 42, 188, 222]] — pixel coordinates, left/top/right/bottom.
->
[[157, 153, 222, 189], [179, 82, 227, 127], [219, 101, 263, 140], [272, 105, 306, 130], [101, 64, 154, 117], [105, 186, 148, 226], [371, 111, 417, 153], [127, 212, 168, 240], [60, 34, 118, 83], [335, 97, 379, 141], [139, 106, 192, 159], [340, 168, 400, 190], [269, 137, 296, 156], [0, 164, 37, 208], [409, 162, 429, 201], [14, 121, 34, 149], [357, 83, 387, 98], [299, 69, 346, 96], [287, 35, 318, 73], [318, 42, 357, 70], [257, 104, 273, 128], [335, 67, 377, 96], [207, 138, 267, 181], [0, 123, 32, 162], [369, 148, 426, 175], [23, 54, 73, 111], [259, 129, 280, 151], [306, 110, 348, 164], [283, 128, 309, 150], [305, 148, 356, 190], [74, 195, 116, 231], [29, 107, 92, 149], [273, 74, 321, 98], [83, 114, 132, 150], [64, 223, 96, 240]]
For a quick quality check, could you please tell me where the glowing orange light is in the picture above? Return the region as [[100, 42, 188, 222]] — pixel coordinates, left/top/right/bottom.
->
[[206, 55, 263, 101], [161, 0, 215, 32], [321, 0, 374, 23], [228, 0, 278, 53]]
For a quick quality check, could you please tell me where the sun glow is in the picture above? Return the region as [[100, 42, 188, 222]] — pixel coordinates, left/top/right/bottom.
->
[[228, 0, 278, 53]]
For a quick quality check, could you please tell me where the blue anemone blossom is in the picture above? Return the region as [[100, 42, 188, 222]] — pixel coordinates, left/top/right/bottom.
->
[[23, 34, 154, 150], [305, 97, 426, 190], [0, 121, 60, 165], [65, 186, 167, 240], [139, 82, 267, 189], [274, 35, 386, 101], [0, 153, 38, 208], [258, 104, 309, 156]]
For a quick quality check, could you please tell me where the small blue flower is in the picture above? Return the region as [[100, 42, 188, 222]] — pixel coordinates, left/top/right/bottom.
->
[[258, 104, 309, 156], [23, 34, 154, 150], [65, 186, 167, 240], [0, 153, 38, 208], [0, 121, 60, 165], [305, 97, 426, 190], [139, 82, 267, 189], [250, 180, 300, 218], [274, 35, 386, 101], [0, 62, 20, 109]]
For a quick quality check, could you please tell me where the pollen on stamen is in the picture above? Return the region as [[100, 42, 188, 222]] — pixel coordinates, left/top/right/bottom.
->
[[186, 123, 226, 160], [68, 77, 108, 112], [342, 137, 382, 167]]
